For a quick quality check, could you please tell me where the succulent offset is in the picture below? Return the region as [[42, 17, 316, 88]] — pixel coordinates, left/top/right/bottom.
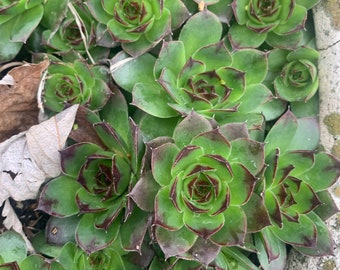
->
[[38, 90, 144, 254], [130, 112, 270, 263], [86, 0, 189, 56], [43, 60, 111, 113], [267, 47, 320, 102], [229, 0, 321, 48]]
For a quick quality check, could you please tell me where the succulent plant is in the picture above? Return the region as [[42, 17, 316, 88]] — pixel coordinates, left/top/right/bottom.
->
[[40, 1, 111, 62], [266, 47, 319, 102], [256, 110, 340, 267], [228, 0, 320, 49], [111, 10, 273, 133], [38, 90, 144, 254], [86, 0, 189, 56], [0, 0, 45, 63], [56, 242, 128, 270], [130, 112, 270, 264], [43, 60, 111, 113]]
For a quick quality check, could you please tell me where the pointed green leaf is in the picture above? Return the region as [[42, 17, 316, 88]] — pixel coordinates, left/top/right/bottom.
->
[[191, 129, 231, 159], [286, 117, 320, 151], [145, 9, 171, 42], [255, 227, 287, 270], [279, 151, 314, 177], [294, 212, 334, 256], [192, 41, 232, 70], [301, 152, 340, 191], [232, 49, 268, 84], [216, 67, 246, 104], [313, 190, 339, 221], [120, 207, 149, 252], [264, 190, 282, 227], [237, 84, 273, 114], [230, 138, 265, 175], [270, 215, 317, 247], [218, 247, 259, 270], [0, 22, 22, 63], [154, 41, 186, 78], [210, 206, 247, 246], [173, 111, 212, 148], [228, 24, 267, 49], [242, 193, 271, 232], [76, 213, 120, 254], [99, 89, 130, 147], [183, 211, 224, 239], [93, 122, 129, 155], [171, 146, 203, 176], [158, 68, 184, 103], [177, 58, 205, 86], [107, 18, 140, 42], [231, 0, 249, 25], [289, 181, 321, 214], [60, 143, 102, 177], [164, 0, 190, 29], [188, 237, 221, 265], [155, 226, 197, 258], [37, 176, 81, 217], [132, 82, 178, 118], [110, 52, 156, 92], [264, 110, 298, 156], [274, 5, 306, 35], [154, 187, 184, 230], [152, 142, 179, 186], [266, 31, 302, 49], [94, 197, 125, 229], [129, 171, 160, 211], [75, 188, 107, 212], [229, 163, 257, 205], [10, 5, 43, 42], [179, 10, 222, 58]]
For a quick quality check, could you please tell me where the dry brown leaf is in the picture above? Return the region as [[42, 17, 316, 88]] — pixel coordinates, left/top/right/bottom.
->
[[0, 104, 79, 203], [0, 60, 49, 141], [0, 105, 78, 249]]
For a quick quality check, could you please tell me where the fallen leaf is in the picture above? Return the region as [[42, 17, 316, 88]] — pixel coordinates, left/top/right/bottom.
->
[[26, 105, 79, 178], [0, 60, 49, 141], [0, 105, 78, 249]]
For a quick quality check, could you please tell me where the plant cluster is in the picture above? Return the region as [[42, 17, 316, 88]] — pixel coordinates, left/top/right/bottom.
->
[[1, 0, 339, 269]]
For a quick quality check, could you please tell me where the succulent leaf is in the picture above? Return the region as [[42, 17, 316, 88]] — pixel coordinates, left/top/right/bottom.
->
[[300, 153, 340, 192], [76, 213, 120, 254], [255, 227, 287, 270], [293, 212, 334, 256], [179, 9, 222, 59], [155, 226, 198, 259], [154, 187, 184, 230], [38, 176, 81, 217], [264, 110, 298, 156], [209, 206, 247, 246], [270, 214, 317, 247]]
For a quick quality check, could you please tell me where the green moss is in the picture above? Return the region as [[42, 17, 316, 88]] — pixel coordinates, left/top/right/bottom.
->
[[322, 259, 336, 270], [324, 0, 340, 29], [323, 113, 340, 157]]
